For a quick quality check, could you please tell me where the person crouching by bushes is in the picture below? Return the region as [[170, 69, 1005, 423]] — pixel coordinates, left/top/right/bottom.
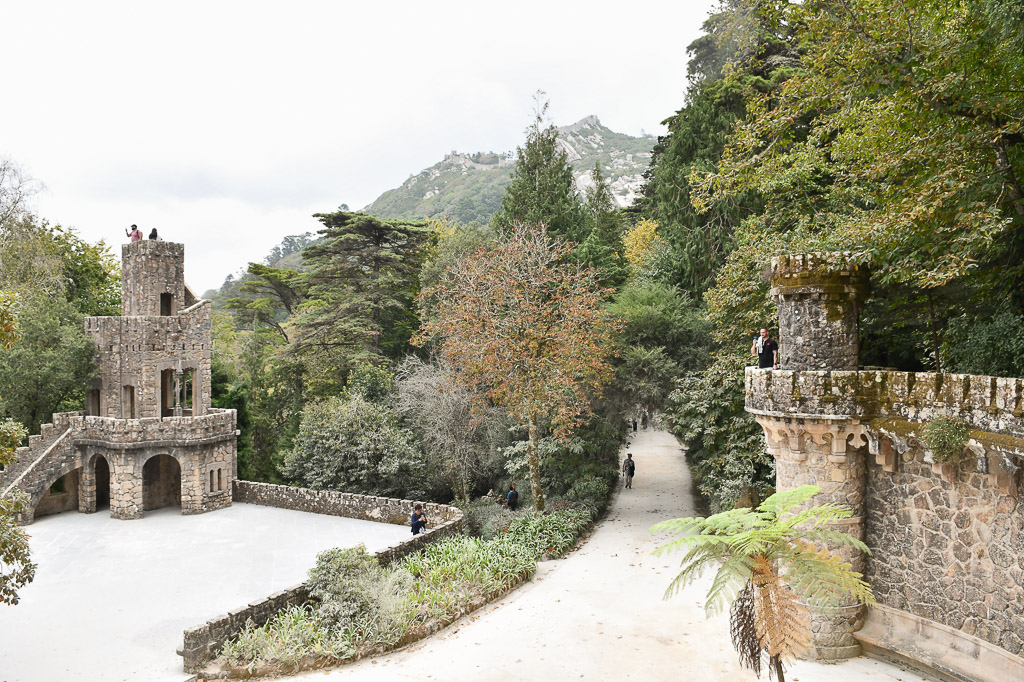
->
[[411, 503, 428, 535]]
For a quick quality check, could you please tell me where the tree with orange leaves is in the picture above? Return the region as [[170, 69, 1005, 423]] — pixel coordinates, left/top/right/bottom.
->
[[417, 223, 618, 511]]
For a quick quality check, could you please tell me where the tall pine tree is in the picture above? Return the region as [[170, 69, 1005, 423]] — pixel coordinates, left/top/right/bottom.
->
[[291, 212, 429, 392], [492, 94, 585, 242]]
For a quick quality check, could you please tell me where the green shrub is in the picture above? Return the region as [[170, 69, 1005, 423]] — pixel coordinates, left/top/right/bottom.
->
[[666, 352, 775, 512], [924, 416, 970, 463], [220, 605, 354, 671], [564, 477, 611, 514], [499, 507, 593, 559], [461, 498, 518, 540]]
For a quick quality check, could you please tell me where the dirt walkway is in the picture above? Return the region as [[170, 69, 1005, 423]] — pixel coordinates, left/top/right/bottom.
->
[[291, 429, 930, 682]]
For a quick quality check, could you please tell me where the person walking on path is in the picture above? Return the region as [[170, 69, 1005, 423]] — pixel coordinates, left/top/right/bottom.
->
[[410, 503, 428, 535], [126, 224, 142, 242], [622, 452, 635, 489], [506, 485, 519, 511], [751, 327, 779, 369]]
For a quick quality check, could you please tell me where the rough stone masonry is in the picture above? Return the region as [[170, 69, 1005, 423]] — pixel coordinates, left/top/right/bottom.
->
[[0, 240, 236, 523], [745, 252, 1024, 682]]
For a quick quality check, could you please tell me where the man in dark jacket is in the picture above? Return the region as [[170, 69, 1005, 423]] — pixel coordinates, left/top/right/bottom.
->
[[506, 485, 519, 511], [411, 503, 428, 535]]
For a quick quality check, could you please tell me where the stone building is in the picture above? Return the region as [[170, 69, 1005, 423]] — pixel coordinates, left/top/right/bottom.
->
[[745, 252, 1023, 681], [0, 240, 236, 523]]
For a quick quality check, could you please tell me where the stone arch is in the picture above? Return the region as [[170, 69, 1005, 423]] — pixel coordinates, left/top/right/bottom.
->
[[93, 454, 111, 509], [141, 453, 182, 511], [28, 458, 86, 520]]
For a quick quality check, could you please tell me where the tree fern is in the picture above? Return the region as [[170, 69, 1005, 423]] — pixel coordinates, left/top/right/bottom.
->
[[652, 484, 876, 682]]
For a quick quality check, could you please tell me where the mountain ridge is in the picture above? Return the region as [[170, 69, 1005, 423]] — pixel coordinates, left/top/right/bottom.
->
[[363, 116, 654, 225]]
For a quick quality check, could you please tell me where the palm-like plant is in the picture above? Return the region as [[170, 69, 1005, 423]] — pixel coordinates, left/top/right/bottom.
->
[[651, 485, 875, 682]]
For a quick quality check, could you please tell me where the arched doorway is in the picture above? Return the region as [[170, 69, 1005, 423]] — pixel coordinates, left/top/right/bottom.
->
[[95, 455, 110, 509], [142, 454, 181, 511], [34, 468, 81, 519]]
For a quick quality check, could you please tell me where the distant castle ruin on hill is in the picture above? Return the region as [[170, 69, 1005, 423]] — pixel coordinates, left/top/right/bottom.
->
[[0, 240, 237, 523]]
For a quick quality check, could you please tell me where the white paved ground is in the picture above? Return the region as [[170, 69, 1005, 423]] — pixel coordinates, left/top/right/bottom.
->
[[291, 429, 932, 682], [0, 503, 409, 682]]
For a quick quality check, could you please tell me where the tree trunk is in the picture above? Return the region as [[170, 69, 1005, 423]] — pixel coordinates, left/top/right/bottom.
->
[[770, 653, 785, 682], [527, 419, 546, 512]]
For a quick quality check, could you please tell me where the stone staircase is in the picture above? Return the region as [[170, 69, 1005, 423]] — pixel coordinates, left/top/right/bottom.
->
[[0, 412, 82, 523]]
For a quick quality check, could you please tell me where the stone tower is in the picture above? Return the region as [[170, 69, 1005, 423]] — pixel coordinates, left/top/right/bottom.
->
[[748, 253, 871, 660], [0, 240, 237, 524]]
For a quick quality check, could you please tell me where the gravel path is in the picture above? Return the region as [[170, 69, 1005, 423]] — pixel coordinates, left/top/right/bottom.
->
[[290, 428, 931, 682]]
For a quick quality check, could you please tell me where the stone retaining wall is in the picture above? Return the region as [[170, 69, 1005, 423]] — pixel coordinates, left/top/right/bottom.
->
[[178, 483, 465, 673]]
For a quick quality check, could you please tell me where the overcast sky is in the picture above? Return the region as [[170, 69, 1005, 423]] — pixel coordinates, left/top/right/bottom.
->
[[2, 0, 716, 293]]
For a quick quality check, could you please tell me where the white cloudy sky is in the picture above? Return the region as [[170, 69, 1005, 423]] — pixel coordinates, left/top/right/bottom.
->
[[1, 0, 715, 293]]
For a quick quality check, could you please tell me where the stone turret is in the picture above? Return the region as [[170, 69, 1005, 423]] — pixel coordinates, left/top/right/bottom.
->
[[754, 253, 872, 660], [770, 252, 869, 370], [747, 253, 1024, 679]]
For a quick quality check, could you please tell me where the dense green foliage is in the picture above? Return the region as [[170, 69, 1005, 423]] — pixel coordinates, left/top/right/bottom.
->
[[666, 353, 773, 512], [282, 394, 427, 499]]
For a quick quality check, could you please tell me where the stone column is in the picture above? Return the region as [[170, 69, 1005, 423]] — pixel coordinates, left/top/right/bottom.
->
[[770, 252, 869, 371], [78, 450, 96, 514], [756, 252, 871, 660]]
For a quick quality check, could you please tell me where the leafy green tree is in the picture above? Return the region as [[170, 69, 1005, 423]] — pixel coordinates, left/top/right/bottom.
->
[[492, 95, 585, 242], [696, 0, 1024, 368], [419, 224, 618, 511], [666, 352, 773, 512], [292, 212, 429, 393], [225, 263, 307, 343], [653, 485, 876, 682], [0, 297, 95, 432], [282, 393, 426, 498], [606, 281, 712, 418], [0, 290, 36, 605]]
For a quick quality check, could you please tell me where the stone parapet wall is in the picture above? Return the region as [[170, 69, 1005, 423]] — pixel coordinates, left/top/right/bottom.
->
[[179, 483, 465, 673], [747, 368, 1024, 433], [233, 480, 462, 526], [71, 409, 236, 448]]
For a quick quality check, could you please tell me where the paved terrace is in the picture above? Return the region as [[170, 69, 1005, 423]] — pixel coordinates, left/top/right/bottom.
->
[[0, 503, 409, 682]]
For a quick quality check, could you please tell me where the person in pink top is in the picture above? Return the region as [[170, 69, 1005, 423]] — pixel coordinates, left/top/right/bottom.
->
[[126, 224, 142, 242]]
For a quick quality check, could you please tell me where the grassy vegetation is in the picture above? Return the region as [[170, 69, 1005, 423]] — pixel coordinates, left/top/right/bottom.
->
[[217, 501, 604, 673]]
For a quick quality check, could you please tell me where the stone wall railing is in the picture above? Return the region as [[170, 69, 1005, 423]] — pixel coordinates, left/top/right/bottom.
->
[[746, 368, 1024, 434], [84, 299, 211, 338], [178, 482, 465, 673], [746, 368, 1024, 488], [70, 409, 237, 449]]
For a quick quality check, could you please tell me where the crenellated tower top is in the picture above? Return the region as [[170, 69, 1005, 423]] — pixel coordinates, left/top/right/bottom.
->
[[769, 251, 870, 371]]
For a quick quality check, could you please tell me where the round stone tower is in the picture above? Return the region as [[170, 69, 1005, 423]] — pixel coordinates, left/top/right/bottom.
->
[[770, 252, 869, 370], [752, 252, 872, 660]]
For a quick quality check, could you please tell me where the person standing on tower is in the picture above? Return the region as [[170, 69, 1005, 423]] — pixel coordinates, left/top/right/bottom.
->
[[126, 224, 142, 242], [751, 327, 779, 369]]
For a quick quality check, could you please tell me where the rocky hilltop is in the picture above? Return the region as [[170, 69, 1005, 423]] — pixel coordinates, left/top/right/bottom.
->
[[364, 116, 654, 225]]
